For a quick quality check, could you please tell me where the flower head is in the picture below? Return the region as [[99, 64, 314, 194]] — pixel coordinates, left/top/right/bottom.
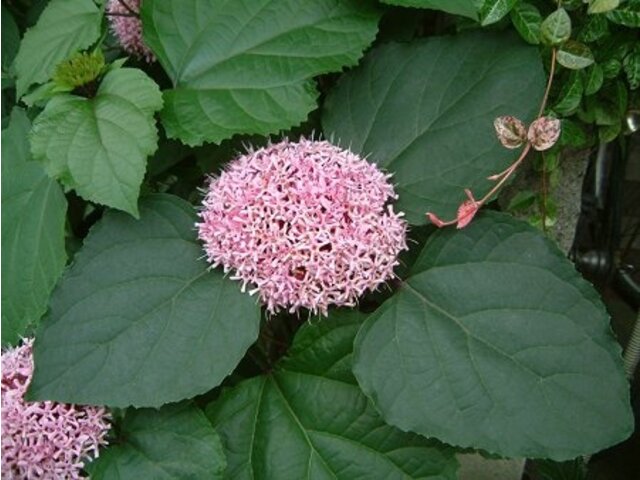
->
[[197, 139, 408, 315], [107, 0, 155, 63], [1, 339, 111, 479]]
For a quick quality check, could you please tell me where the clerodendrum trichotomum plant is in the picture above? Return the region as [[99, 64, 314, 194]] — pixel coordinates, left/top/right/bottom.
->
[[2, 0, 639, 478]]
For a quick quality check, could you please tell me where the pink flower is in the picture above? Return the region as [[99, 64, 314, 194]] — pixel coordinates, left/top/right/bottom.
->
[[456, 190, 480, 229], [197, 139, 408, 315], [1, 339, 111, 479], [107, 0, 155, 63]]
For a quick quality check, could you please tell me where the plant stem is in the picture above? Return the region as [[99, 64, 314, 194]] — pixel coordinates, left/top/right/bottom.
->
[[538, 49, 557, 118]]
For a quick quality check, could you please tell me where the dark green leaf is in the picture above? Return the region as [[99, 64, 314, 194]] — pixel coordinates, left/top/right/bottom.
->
[[382, 0, 480, 19], [533, 458, 588, 480], [322, 32, 544, 224], [577, 14, 609, 42], [1, 5, 20, 72], [353, 212, 633, 459], [1, 109, 67, 347], [601, 58, 623, 79], [623, 46, 640, 89], [507, 190, 536, 211], [560, 119, 589, 147], [141, 0, 381, 146], [14, 0, 102, 97], [88, 403, 226, 480], [27, 194, 261, 407], [584, 64, 604, 95], [207, 311, 459, 479], [553, 71, 583, 115], [557, 41, 595, 70], [479, 0, 518, 26], [541, 8, 572, 46], [588, 0, 620, 14], [510, 2, 543, 44], [599, 121, 622, 141], [606, 3, 640, 27], [31, 68, 163, 217], [589, 80, 628, 125]]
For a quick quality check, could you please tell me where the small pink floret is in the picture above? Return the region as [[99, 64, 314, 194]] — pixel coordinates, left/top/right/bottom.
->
[[1, 339, 111, 479], [456, 200, 479, 229], [107, 0, 155, 63], [197, 139, 408, 315]]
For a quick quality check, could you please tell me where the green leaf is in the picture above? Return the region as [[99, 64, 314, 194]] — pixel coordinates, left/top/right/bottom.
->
[[601, 58, 622, 79], [141, 0, 381, 146], [541, 8, 572, 46], [14, 0, 102, 98], [553, 71, 583, 115], [560, 119, 589, 147], [577, 14, 609, 42], [207, 310, 459, 479], [88, 403, 226, 479], [599, 121, 622, 142], [322, 32, 544, 224], [31, 68, 163, 217], [623, 46, 640, 89], [353, 211, 633, 460], [510, 2, 543, 45], [557, 41, 595, 70], [382, 0, 480, 19], [584, 63, 604, 95], [27, 194, 261, 408], [1, 5, 20, 72], [606, 3, 640, 27], [1, 109, 67, 347], [507, 190, 536, 211], [588, 0, 620, 14], [479, 0, 518, 26]]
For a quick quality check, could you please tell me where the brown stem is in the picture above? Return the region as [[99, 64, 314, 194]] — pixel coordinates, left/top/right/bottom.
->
[[479, 144, 532, 205], [538, 48, 557, 118], [105, 12, 137, 17]]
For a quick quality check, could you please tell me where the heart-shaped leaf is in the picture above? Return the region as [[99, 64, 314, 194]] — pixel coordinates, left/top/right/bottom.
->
[[557, 41, 595, 70], [322, 32, 544, 224], [141, 0, 381, 146], [207, 311, 459, 479], [14, 0, 102, 97], [353, 212, 633, 459], [88, 403, 226, 479], [31, 68, 163, 217], [1, 109, 67, 347], [27, 194, 261, 408]]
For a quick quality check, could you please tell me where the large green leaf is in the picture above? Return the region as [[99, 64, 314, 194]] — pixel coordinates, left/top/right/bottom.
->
[[27, 194, 261, 408], [382, 0, 480, 19], [14, 0, 102, 97], [31, 68, 163, 217], [207, 311, 458, 479], [353, 212, 633, 460], [2, 4, 20, 72], [322, 32, 544, 224], [88, 403, 226, 479], [141, 0, 380, 146], [1, 109, 67, 347]]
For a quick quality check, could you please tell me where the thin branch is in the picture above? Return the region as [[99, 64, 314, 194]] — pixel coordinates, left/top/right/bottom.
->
[[538, 48, 557, 118]]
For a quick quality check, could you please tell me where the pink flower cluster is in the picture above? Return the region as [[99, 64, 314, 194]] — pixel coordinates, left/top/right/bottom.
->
[[1, 339, 110, 479], [197, 139, 408, 315], [107, 0, 155, 63]]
